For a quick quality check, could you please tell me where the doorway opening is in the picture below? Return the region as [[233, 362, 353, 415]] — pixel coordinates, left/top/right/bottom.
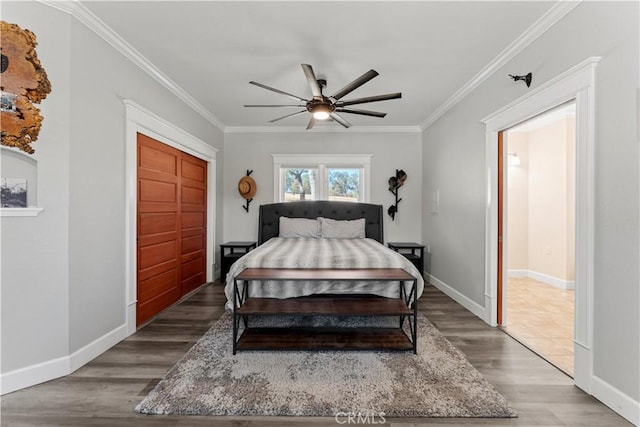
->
[[483, 57, 598, 392], [499, 101, 576, 376]]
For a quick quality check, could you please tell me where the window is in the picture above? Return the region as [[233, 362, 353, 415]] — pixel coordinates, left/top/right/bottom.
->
[[282, 167, 318, 201], [273, 154, 371, 203], [328, 168, 360, 202]]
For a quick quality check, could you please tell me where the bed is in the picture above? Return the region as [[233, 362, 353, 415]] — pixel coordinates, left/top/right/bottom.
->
[[224, 201, 424, 307]]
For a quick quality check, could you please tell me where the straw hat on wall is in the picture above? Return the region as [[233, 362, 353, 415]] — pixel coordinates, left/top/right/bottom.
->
[[238, 175, 257, 199]]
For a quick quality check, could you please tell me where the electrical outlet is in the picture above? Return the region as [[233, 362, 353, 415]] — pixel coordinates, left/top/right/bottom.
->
[[426, 244, 431, 254], [545, 246, 551, 255]]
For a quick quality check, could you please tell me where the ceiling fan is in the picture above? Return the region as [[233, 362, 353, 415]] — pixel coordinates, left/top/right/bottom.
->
[[245, 64, 401, 129]]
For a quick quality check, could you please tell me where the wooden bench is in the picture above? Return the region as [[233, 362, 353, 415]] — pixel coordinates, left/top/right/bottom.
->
[[232, 268, 418, 354]]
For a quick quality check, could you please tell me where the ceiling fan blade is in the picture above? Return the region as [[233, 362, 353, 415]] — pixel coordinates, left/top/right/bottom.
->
[[329, 112, 351, 128], [244, 104, 306, 108], [336, 92, 402, 107], [268, 110, 307, 123], [330, 69, 378, 101], [306, 116, 316, 130], [335, 108, 387, 118], [301, 64, 323, 97], [249, 81, 307, 102]]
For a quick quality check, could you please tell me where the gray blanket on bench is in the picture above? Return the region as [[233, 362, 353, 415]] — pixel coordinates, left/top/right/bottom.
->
[[224, 237, 424, 309]]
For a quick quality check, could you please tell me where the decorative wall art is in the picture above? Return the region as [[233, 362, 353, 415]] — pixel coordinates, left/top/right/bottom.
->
[[1, 178, 28, 208], [387, 169, 407, 220], [509, 72, 532, 87], [238, 170, 256, 212], [0, 21, 52, 154]]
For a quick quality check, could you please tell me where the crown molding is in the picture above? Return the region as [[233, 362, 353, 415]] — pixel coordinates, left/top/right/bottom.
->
[[225, 125, 421, 134], [37, 0, 226, 132], [420, 0, 582, 131], [37, 0, 75, 14]]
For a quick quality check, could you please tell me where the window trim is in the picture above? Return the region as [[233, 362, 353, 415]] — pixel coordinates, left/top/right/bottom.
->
[[272, 154, 372, 203]]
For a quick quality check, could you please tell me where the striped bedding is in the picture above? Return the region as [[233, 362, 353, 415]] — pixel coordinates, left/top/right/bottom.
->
[[224, 237, 424, 308]]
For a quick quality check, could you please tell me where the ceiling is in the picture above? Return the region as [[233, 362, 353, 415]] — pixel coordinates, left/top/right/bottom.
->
[[81, 1, 558, 130]]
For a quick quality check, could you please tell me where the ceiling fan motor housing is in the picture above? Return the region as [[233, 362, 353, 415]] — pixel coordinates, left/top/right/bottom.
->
[[306, 98, 335, 115]]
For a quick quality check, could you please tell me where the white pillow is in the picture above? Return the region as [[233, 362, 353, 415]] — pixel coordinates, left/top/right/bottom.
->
[[319, 217, 366, 239], [279, 217, 321, 238]]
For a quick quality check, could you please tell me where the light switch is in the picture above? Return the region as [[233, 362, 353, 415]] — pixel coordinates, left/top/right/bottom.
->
[[429, 190, 439, 214]]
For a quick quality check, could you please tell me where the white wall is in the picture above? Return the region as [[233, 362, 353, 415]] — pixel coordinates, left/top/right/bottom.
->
[[1, 4, 72, 375], [422, 0, 638, 405], [1, 1, 224, 390], [223, 131, 422, 246]]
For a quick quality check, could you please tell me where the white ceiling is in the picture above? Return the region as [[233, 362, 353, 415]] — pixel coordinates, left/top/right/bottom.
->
[[81, 1, 558, 130]]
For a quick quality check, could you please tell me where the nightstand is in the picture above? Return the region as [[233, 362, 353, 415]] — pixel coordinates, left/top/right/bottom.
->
[[220, 241, 257, 282], [387, 242, 425, 277]]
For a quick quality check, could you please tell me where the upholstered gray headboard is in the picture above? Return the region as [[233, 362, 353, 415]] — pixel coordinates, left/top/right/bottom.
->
[[258, 201, 384, 245]]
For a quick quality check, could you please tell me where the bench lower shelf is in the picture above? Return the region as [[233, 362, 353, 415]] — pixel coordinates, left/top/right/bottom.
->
[[232, 268, 418, 354], [235, 327, 414, 351]]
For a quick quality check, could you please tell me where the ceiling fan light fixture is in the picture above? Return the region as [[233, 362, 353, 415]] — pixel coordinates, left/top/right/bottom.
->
[[311, 104, 331, 120], [313, 111, 330, 120]]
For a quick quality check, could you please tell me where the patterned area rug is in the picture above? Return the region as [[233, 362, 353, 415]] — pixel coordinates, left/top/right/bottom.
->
[[135, 312, 517, 418]]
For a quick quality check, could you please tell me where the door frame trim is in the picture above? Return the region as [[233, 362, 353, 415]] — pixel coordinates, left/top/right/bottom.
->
[[497, 131, 504, 326], [481, 57, 599, 393], [124, 100, 217, 335]]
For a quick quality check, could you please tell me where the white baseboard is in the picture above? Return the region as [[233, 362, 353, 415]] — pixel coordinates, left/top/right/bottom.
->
[[69, 324, 128, 371], [508, 269, 575, 290], [426, 273, 486, 321], [1, 323, 127, 395], [591, 375, 640, 426], [0, 355, 69, 395]]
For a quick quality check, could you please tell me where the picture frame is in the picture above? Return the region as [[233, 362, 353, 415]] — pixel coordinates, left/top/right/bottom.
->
[[1, 177, 28, 208]]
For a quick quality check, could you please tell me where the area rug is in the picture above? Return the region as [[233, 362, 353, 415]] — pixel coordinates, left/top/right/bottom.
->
[[135, 312, 517, 418]]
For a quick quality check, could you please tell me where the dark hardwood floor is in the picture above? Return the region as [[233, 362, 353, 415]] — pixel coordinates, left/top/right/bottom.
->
[[1, 283, 631, 426]]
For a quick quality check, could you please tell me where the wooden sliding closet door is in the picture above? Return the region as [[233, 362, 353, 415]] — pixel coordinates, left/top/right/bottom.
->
[[136, 133, 207, 325], [179, 153, 207, 295]]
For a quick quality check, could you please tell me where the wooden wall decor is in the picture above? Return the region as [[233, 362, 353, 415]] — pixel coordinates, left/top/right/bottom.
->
[[1, 21, 51, 154], [387, 169, 407, 221]]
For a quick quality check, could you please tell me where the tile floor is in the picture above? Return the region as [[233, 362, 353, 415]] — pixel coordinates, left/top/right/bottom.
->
[[502, 277, 574, 376]]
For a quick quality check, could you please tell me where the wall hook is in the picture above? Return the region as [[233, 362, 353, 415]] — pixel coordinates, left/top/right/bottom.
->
[[238, 169, 256, 213], [388, 169, 407, 221], [509, 72, 532, 87]]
